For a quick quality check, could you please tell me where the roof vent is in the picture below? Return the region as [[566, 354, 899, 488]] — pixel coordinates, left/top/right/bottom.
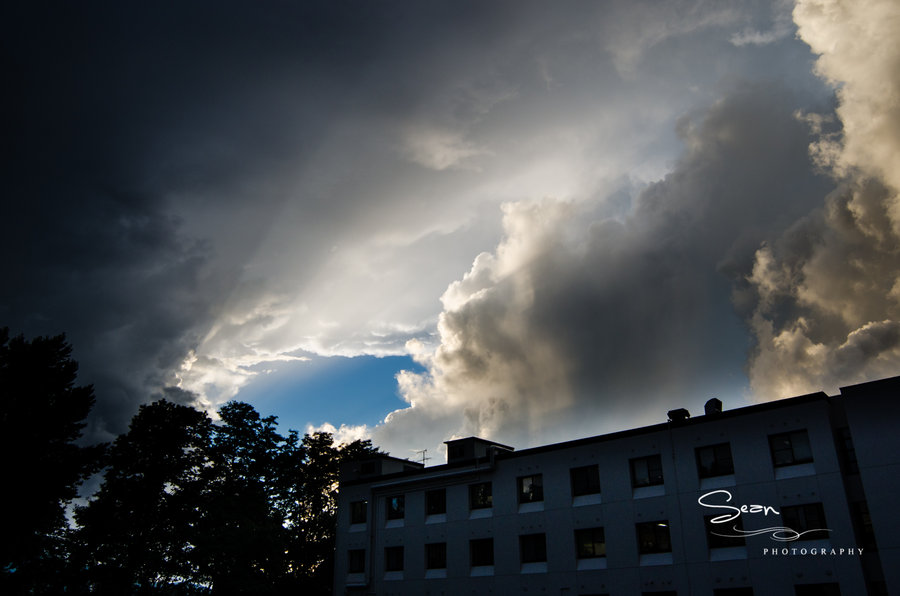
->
[[667, 408, 690, 423], [704, 398, 723, 416]]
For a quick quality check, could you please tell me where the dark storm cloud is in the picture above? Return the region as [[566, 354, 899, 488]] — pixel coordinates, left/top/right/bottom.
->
[[2, 1, 541, 439], [4, 0, 834, 451]]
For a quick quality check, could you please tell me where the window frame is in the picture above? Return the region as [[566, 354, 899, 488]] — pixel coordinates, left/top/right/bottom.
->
[[574, 527, 606, 559], [636, 520, 672, 554], [570, 464, 602, 497], [348, 548, 366, 573], [384, 546, 404, 572], [518, 474, 544, 504], [630, 454, 664, 488], [781, 503, 828, 540], [350, 500, 367, 524], [519, 532, 548, 564], [425, 542, 447, 570], [768, 430, 813, 468], [469, 537, 494, 567], [386, 495, 405, 520], [469, 481, 492, 510], [425, 488, 447, 516], [696, 442, 735, 479]]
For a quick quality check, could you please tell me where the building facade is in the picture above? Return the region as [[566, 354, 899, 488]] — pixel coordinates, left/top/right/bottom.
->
[[334, 376, 900, 595]]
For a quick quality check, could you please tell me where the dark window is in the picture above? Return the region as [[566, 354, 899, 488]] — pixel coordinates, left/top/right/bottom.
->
[[425, 542, 447, 569], [836, 427, 858, 474], [781, 503, 829, 540], [469, 482, 492, 510], [448, 444, 464, 460], [714, 589, 754, 596], [360, 461, 377, 475], [696, 443, 734, 478], [631, 455, 664, 488], [384, 546, 404, 572], [518, 474, 544, 503], [636, 520, 672, 554], [794, 583, 840, 596], [853, 500, 877, 549], [520, 533, 547, 563], [426, 489, 446, 516], [386, 495, 405, 520], [575, 527, 606, 558], [350, 500, 367, 524], [570, 464, 601, 496], [705, 514, 745, 549], [348, 549, 366, 573], [769, 430, 813, 467], [470, 538, 494, 566], [642, 592, 677, 596]]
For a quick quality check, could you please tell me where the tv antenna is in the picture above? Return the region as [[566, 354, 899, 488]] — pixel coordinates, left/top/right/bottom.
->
[[414, 449, 431, 465]]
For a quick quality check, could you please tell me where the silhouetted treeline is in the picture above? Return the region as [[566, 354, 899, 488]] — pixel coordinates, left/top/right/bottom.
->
[[0, 329, 380, 594]]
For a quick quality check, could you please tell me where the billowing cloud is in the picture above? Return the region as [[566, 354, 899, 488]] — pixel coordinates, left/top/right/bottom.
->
[[744, 0, 900, 398], [370, 82, 832, 455]]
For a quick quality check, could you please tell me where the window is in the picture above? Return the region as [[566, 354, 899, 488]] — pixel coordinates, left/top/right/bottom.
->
[[425, 542, 447, 569], [469, 482, 492, 509], [705, 514, 745, 549], [714, 589, 754, 596], [386, 495, 405, 520], [350, 500, 367, 524], [836, 427, 858, 474], [384, 546, 404, 572], [570, 464, 601, 496], [426, 489, 446, 516], [696, 443, 734, 478], [636, 520, 672, 554], [631, 455, 664, 487], [519, 533, 547, 563], [769, 430, 813, 467], [348, 549, 365, 573], [470, 538, 494, 566], [781, 503, 828, 540], [518, 474, 544, 503], [575, 527, 606, 558]]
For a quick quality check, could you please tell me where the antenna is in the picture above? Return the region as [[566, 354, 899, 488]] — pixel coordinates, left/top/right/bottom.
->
[[414, 449, 431, 465]]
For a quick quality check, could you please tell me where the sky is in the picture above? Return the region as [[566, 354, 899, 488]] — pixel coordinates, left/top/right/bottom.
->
[[4, 0, 899, 462]]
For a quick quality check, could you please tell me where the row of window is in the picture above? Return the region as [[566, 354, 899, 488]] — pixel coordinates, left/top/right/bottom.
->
[[350, 430, 819, 524], [347, 503, 828, 573]]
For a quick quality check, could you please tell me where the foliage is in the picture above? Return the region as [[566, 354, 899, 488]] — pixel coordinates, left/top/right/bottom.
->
[[0, 328, 383, 594], [0, 328, 103, 594], [74, 400, 381, 594]]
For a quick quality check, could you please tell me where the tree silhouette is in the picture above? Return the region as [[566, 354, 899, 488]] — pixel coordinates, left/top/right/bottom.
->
[[0, 328, 102, 594], [73, 400, 214, 592], [73, 398, 382, 594]]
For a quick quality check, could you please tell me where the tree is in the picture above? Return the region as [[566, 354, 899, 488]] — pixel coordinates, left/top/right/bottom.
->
[[73, 400, 214, 593], [193, 401, 291, 593], [284, 432, 381, 593], [0, 328, 102, 593]]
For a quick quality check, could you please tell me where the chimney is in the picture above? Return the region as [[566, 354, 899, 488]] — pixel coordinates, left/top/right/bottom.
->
[[667, 408, 690, 423], [704, 398, 723, 416]]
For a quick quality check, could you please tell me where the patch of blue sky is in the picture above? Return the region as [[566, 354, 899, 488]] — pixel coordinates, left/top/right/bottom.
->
[[233, 354, 426, 434]]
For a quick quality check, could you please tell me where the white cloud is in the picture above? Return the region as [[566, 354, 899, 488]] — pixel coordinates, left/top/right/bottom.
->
[[745, 0, 900, 398]]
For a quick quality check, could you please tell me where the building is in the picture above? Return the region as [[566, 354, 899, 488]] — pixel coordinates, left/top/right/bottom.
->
[[334, 376, 900, 595]]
